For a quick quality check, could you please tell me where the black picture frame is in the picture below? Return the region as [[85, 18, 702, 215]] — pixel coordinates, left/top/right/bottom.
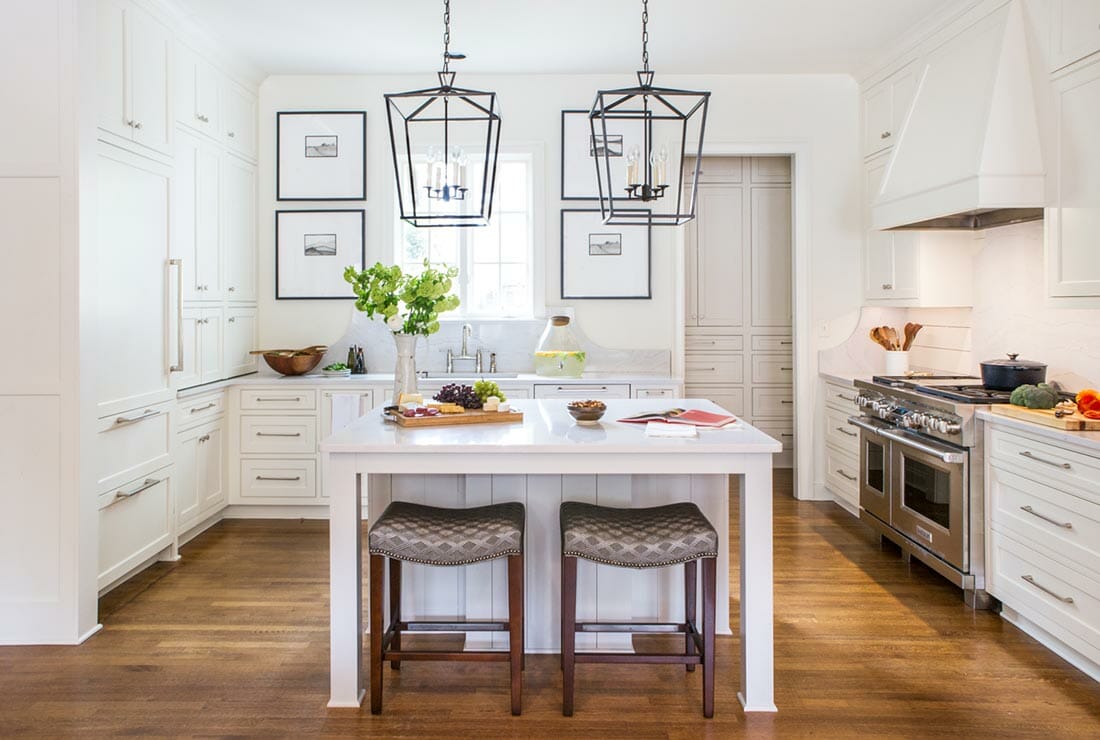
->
[[560, 109, 592, 201], [276, 111, 367, 201], [275, 209, 365, 300], [560, 208, 652, 300], [560, 109, 647, 201]]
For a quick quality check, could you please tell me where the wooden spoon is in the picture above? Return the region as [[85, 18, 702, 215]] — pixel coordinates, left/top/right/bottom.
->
[[882, 326, 899, 351], [902, 322, 923, 351]]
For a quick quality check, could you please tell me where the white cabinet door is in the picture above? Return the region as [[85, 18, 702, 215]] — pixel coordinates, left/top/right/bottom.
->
[[175, 42, 221, 135], [222, 81, 257, 160], [683, 204, 700, 325], [175, 430, 201, 528], [223, 307, 258, 378], [864, 157, 920, 302], [128, 5, 171, 154], [750, 187, 792, 327], [863, 81, 893, 157], [1048, 62, 1100, 298], [96, 0, 129, 140], [1050, 0, 1100, 72], [173, 128, 221, 302], [199, 308, 223, 384], [890, 66, 918, 141], [97, 150, 174, 415], [177, 308, 202, 390], [198, 423, 225, 513], [222, 156, 257, 302], [696, 185, 744, 327]]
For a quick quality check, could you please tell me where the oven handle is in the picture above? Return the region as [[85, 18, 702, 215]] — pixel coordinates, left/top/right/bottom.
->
[[848, 416, 966, 464]]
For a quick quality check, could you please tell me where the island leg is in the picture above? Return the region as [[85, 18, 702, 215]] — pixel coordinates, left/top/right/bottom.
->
[[739, 454, 776, 712], [326, 452, 365, 708]]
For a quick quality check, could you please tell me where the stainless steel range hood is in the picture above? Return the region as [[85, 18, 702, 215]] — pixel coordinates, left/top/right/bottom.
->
[[872, 1, 1045, 232]]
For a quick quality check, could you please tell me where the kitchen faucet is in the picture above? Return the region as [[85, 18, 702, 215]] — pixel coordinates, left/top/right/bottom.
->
[[446, 323, 483, 373]]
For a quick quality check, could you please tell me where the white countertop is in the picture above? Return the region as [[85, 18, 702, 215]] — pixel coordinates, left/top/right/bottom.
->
[[818, 371, 869, 387], [977, 409, 1100, 455], [320, 399, 782, 455]]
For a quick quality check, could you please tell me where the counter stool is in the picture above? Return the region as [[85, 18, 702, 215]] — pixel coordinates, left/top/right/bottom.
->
[[559, 501, 719, 718], [368, 500, 525, 715]]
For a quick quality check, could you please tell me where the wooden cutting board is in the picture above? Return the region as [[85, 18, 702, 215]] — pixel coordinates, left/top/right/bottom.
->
[[991, 404, 1100, 431], [385, 408, 524, 428]]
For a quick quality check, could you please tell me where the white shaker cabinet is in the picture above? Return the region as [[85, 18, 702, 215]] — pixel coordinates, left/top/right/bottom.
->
[[1047, 59, 1100, 300], [864, 155, 920, 301], [222, 156, 258, 302], [174, 42, 221, 137], [173, 127, 221, 302], [223, 307, 258, 379], [96, 0, 172, 155], [222, 81, 258, 161], [685, 184, 745, 327], [1050, 0, 1100, 72], [176, 420, 226, 534], [179, 307, 223, 389], [862, 63, 918, 158], [750, 187, 793, 327]]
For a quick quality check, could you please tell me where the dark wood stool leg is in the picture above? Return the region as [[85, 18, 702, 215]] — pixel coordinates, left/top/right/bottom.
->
[[389, 558, 402, 670], [508, 554, 523, 716], [684, 559, 698, 672], [519, 553, 526, 672], [369, 554, 385, 715], [702, 556, 717, 719], [562, 555, 578, 717]]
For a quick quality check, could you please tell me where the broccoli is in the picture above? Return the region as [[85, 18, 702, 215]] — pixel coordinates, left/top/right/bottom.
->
[[1010, 383, 1058, 410]]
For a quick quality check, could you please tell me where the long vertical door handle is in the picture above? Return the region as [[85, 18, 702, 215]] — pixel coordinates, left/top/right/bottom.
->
[[168, 258, 184, 372]]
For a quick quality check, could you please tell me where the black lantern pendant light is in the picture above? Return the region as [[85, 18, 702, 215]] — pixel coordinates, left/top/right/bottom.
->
[[385, 0, 501, 227], [589, 0, 710, 226]]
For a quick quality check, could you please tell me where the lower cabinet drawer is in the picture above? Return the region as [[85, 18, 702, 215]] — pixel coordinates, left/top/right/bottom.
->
[[752, 387, 794, 418], [989, 530, 1100, 663], [825, 444, 859, 504], [685, 385, 744, 416], [751, 335, 794, 352], [532, 383, 631, 399], [96, 401, 173, 494], [634, 386, 678, 399], [753, 420, 794, 467], [685, 334, 743, 352], [178, 391, 226, 429], [824, 381, 859, 412], [988, 428, 1100, 498], [824, 405, 859, 453], [684, 354, 744, 384], [240, 459, 318, 500], [240, 388, 317, 411], [751, 355, 794, 384], [98, 473, 172, 589], [239, 415, 317, 454]]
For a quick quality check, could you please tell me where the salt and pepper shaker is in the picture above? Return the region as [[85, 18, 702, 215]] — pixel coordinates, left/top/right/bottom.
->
[[354, 347, 366, 375], [346, 345, 357, 370]]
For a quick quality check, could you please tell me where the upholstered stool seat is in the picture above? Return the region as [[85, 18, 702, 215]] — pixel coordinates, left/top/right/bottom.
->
[[560, 501, 718, 568], [368, 501, 526, 716]]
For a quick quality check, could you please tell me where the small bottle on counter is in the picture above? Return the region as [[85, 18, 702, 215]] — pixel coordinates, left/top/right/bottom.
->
[[346, 345, 357, 371], [354, 347, 367, 375]]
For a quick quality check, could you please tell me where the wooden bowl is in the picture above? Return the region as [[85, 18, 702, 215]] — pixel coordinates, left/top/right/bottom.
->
[[567, 400, 607, 425], [262, 350, 325, 376]]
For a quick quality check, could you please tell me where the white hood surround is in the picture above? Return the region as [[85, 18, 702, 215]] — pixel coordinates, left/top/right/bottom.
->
[[872, 1, 1045, 231]]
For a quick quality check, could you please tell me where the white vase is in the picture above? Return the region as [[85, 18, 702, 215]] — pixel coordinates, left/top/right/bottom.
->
[[392, 333, 419, 404], [884, 350, 910, 376]]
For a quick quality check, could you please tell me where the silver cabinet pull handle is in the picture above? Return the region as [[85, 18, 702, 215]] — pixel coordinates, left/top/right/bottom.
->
[[109, 477, 160, 506], [168, 258, 183, 372], [256, 475, 301, 482], [881, 283, 893, 290], [1021, 574, 1074, 604], [228, 286, 236, 292], [196, 113, 209, 123], [780, 400, 793, 404], [1019, 505, 1073, 530], [1019, 451, 1071, 470], [132, 121, 143, 129], [256, 432, 302, 437], [779, 340, 793, 345], [228, 317, 236, 323], [555, 386, 608, 391], [837, 470, 857, 482], [838, 394, 857, 402], [114, 408, 161, 427], [780, 367, 793, 371], [227, 131, 236, 138], [198, 434, 211, 443], [190, 403, 216, 414], [880, 131, 891, 139], [780, 433, 793, 438], [256, 397, 301, 402], [690, 368, 717, 372], [835, 427, 857, 437]]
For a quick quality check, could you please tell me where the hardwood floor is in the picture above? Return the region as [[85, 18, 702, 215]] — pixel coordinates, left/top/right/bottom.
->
[[2, 471, 1099, 737]]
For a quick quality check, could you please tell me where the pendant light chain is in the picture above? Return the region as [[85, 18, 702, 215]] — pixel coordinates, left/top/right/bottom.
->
[[641, 0, 650, 72], [442, 0, 452, 73]]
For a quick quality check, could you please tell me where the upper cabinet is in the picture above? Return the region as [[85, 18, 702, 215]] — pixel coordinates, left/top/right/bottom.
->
[[862, 63, 918, 158], [222, 81, 258, 161], [96, 0, 172, 156], [1050, 0, 1100, 72], [222, 156, 258, 302], [685, 184, 745, 327], [175, 42, 221, 137]]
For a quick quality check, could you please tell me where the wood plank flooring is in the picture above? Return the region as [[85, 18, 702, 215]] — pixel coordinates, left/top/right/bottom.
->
[[2, 471, 1099, 737]]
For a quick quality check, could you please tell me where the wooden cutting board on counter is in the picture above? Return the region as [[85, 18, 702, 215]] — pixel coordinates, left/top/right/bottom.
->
[[991, 404, 1100, 431], [385, 408, 524, 428]]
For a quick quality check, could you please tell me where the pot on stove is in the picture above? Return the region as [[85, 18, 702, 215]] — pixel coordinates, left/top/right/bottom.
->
[[979, 353, 1047, 391]]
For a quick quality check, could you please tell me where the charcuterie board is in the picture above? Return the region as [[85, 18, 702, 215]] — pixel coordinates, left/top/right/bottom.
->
[[385, 408, 524, 428], [991, 404, 1100, 431]]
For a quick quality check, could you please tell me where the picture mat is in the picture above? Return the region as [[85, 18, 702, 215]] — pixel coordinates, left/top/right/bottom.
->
[[561, 110, 646, 200], [276, 210, 364, 298], [277, 112, 365, 200], [561, 209, 650, 298]]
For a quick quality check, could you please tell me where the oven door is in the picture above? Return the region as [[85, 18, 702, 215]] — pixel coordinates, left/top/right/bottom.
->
[[849, 416, 891, 524], [887, 430, 968, 571]]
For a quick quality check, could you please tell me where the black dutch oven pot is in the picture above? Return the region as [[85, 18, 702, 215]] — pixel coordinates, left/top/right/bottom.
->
[[980, 353, 1047, 391]]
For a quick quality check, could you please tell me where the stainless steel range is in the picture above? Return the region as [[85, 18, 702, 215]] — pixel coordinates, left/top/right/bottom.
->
[[848, 375, 1009, 608]]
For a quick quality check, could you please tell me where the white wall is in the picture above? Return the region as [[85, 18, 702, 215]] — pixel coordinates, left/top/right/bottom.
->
[[256, 73, 863, 364]]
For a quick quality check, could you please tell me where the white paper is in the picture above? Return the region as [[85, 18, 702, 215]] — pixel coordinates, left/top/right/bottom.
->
[[645, 421, 698, 438]]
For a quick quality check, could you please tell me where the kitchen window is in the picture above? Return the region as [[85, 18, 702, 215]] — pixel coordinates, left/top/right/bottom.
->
[[395, 155, 534, 318]]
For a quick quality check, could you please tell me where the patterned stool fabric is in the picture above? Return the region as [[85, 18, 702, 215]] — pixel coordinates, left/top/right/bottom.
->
[[560, 501, 718, 569], [369, 501, 525, 566]]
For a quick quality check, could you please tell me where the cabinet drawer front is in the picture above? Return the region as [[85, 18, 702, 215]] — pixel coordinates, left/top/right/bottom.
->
[[532, 383, 631, 399], [824, 382, 859, 411], [825, 444, 859, 502], [824, 406, 860, 453], [989, 465, 1100, 573], [684, 354, 744, 384], [989, 531, 1100, 660], [751, 355, 794, 384], [754, 420, 794, 451], [240, 389, 317, 411], [98, 474, 172, 588], [179, 391, 226, 429], [685, 386, 744, 417], [240, 416, 317, 454], [240, 459, 317, 499], [989, 428, 1100, 499], [752, 388, 794, 418], [96, 402, 173, 494], [685, 335, 744, 352], [634, 386, 678, 399], [750, 335, 793, 352]]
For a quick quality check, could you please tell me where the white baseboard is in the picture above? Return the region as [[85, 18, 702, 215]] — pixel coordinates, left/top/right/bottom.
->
[[178, 510, 227, 547], [222, 504, 369, 520], [1001, 605, 1100, 683]]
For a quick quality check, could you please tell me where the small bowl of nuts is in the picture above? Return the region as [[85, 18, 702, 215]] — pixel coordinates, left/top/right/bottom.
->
[[567, 399, 607, 426]]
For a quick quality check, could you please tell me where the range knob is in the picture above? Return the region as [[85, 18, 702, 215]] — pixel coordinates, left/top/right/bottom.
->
[[937, 419, 962, 435]]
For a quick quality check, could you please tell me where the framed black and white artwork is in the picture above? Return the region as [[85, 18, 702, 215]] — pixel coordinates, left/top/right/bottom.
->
[[277, 111, 366, 201], [560, 209, 651, 299], [275, 210, 365, 300], [560, 109, 646, 200]]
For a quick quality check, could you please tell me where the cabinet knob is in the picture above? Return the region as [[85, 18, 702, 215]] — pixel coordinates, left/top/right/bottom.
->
[[133, 121, 143, 130], [881, 283, 893, 290], [227, 131, 236, 138], [228, 317, 236, 323], [228, 286, 236, 292], [880, 131, 891, 139]]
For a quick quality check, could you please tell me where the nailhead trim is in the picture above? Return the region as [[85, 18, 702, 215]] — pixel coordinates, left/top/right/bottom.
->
[[562, 550, 717, 570], [368, 547, 523, 567]]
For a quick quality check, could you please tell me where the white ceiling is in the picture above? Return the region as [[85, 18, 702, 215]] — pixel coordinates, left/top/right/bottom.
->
[[173, 0, 953, 76]]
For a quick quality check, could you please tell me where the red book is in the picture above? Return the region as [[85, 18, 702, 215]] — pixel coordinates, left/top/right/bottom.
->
[[617, 408, 738, 428]]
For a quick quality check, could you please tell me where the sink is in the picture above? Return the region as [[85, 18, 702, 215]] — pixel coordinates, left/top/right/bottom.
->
[[420, 372, 520, 379]]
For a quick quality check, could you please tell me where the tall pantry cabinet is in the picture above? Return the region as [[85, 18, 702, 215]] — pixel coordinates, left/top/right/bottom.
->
[[94, 0, 259, 591], [684, 157, 794, 467]]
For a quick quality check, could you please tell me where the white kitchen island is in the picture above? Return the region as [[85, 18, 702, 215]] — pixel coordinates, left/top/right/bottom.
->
[[320, 399, 782, 713]]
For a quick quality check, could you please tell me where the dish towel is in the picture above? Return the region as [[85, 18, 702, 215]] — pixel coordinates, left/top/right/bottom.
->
[[329, 393, 364, 435]]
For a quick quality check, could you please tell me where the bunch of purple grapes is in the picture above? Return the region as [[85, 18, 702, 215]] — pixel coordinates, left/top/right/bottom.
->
[[433, 384, 483, 409]]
